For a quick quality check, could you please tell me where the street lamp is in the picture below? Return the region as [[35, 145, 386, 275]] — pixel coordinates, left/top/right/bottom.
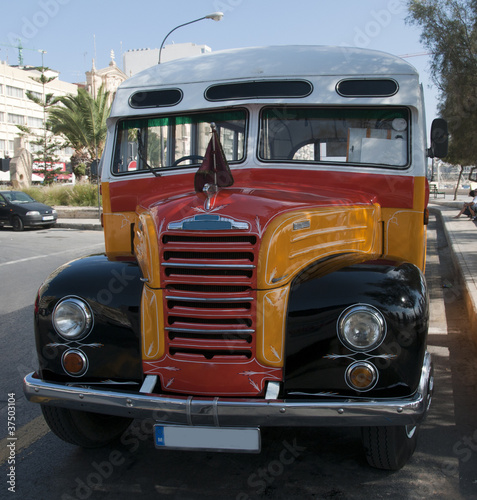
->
[[158, 12, 224, 64]]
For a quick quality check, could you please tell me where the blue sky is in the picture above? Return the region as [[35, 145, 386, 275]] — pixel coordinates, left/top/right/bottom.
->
[[0, 0, 439, 122]]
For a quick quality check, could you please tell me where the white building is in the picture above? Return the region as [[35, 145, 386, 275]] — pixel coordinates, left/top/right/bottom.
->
[[0, 61, 78, 162], [85, 51, 127, 106], [123, 43, 212, 77], [0, 43, 212, 170]]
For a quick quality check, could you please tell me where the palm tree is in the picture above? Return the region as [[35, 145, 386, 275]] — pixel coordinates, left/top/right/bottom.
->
[[48, 86, 111, 162]]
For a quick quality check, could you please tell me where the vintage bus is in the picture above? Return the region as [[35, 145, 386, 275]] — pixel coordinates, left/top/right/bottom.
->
[[24, 45, 447, 470]]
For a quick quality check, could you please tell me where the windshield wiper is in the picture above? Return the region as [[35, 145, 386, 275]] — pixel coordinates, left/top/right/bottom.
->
[[137, 130, 161, 177]]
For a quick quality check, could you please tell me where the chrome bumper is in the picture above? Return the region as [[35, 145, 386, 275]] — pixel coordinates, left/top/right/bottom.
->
[[24, 352, 432, 428]]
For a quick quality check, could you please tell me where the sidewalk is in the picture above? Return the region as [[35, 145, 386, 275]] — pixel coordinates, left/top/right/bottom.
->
[[429, 198, 477, 339], [54, 206, 102, 231]]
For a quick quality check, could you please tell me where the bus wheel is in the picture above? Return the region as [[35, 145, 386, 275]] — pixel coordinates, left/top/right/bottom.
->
[[361, 425, 418, 470], [41, 405, 132, 448]]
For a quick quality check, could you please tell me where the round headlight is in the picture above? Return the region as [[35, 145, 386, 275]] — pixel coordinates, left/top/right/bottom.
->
[[338, 304, 386, 352], [53, 297, 93, 340]]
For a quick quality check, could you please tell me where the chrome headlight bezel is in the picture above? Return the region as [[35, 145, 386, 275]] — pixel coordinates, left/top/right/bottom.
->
[[337, 304, 386, 352], [52, 296, 93, 340]]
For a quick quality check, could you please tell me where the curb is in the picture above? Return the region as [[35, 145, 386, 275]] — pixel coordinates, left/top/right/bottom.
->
[[55, 221, 103, 231], [430, 207, 477, 344], [53, 206, 102, 219], [53, 206, 102, 231]]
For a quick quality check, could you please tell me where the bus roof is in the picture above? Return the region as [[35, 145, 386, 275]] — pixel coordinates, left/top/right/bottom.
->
[[119, 45, 418, 89]]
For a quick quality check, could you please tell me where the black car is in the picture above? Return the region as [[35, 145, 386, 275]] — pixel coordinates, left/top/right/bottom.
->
[[0, 191, 57, 231]]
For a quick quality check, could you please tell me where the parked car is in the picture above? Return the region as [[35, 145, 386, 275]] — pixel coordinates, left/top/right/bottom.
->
[[0, 191, 57, 231]]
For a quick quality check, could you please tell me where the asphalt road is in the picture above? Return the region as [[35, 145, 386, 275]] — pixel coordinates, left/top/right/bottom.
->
[[0, 217, 476, 500]]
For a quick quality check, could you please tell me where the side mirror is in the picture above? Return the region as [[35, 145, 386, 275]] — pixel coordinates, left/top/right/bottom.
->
[[428, 118, 448, 158]]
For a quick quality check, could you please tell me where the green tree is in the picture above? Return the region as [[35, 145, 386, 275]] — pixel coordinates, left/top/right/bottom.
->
[[17, 67, 65, 184], [48, 86, 111, 168], [407, 0, 477, 195]]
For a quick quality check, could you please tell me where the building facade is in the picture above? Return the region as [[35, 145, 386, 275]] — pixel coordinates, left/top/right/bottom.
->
[[0, 43, 213, 180], [85, 51, 127, 105], [123, 43, 211, 76], [0, 61, 78, 163]]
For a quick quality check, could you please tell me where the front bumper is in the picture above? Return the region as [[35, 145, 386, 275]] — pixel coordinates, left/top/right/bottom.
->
[[24, 352, 432, 428], [26, 215, 57, 226]]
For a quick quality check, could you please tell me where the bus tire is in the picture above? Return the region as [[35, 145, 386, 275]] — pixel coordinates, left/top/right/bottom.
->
[[361, 425, 419, 470], [41, 405, 132, 448]]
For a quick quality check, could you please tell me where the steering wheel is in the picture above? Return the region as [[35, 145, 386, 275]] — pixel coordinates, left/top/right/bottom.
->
[[171, 155, 204, 167]]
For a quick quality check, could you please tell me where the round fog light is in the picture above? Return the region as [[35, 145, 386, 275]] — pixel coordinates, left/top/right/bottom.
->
[[346, 361, 377, 391], [62, 349, 88, 377]]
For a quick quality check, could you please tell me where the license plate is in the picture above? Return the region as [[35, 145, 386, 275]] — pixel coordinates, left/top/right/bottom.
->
[[154, 425, 261, 453], [42, 215, 54, 221]]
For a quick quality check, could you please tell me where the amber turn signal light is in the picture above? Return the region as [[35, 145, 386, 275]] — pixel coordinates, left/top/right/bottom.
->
[[62, 350, 88, 377], [346, 362, 377, 391]]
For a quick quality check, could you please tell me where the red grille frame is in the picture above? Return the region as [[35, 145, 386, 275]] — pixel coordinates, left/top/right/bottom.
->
[[139, 230, 285, 397], [161, 231, 257, 363]]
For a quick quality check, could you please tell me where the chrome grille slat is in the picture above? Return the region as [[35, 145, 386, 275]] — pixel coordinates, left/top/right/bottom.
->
[[161, 230, 257, 361], [165, 327, 255, 334], [162, 263, 256, 269], [165, 295, 254, 302]]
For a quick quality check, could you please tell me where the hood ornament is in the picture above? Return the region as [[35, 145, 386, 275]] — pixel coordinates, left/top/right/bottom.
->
[[202, 182, 218, 211], [194, 123, 234, 210]]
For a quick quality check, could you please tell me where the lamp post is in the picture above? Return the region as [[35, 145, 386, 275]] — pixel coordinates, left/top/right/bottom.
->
[[158, 12, 223, 64]]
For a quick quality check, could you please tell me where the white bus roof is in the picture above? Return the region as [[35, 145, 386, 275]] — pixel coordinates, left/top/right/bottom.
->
[[119, 45, 418, 89], [110, 45, 422, 118]]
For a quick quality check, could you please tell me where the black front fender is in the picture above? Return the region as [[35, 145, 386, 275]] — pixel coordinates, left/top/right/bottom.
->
[[285, 261, 429, 398], [35, 254, 144, 384]]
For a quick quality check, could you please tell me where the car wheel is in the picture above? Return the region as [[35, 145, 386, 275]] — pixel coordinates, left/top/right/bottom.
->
[[41, 405, 133, 448], [361, 425, 419, 470], [11, 215, 24, 231]]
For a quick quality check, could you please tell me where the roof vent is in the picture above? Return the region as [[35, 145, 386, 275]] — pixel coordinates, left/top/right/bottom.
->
[[336, 79, 398, 97], [205, 80, 313, 101], [129, 88, 183, 108]]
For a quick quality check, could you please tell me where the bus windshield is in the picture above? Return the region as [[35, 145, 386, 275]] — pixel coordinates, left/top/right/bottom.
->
[[259, 107, 409, 168], [112, 110, 247, 175]]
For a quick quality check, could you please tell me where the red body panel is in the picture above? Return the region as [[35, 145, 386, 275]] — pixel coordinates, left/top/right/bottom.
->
[[144, 356, 282, 396], [109, 169, 414, 214]]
